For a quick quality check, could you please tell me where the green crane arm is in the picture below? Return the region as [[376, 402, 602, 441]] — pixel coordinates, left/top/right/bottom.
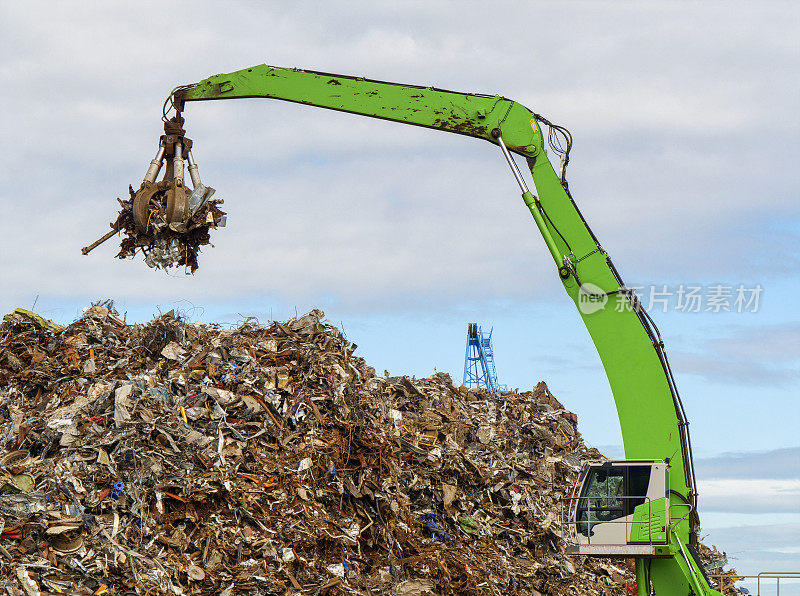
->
[[174, 64, 715, 595]]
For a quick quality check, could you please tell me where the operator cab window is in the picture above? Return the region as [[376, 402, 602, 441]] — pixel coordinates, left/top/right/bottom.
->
[[577, 467, 624, 535], [576, 465, 652, 536]]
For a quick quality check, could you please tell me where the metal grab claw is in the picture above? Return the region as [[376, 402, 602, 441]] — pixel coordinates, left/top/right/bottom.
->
[[132, 114, 212, 233]]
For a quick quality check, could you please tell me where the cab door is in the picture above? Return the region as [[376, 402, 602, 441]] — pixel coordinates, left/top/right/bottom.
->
[[575, 466, 627, 545]]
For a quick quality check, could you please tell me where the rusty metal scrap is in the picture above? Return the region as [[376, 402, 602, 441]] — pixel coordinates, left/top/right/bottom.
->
[[0, 306, 739, 595], [81, 184, 226, 273]]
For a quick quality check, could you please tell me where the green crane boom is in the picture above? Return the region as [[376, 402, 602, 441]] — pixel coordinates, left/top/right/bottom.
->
[[161, 64, 717, 594]]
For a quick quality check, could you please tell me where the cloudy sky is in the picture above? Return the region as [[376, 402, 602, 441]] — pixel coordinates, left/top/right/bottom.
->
[[1, 0, 798, 586]]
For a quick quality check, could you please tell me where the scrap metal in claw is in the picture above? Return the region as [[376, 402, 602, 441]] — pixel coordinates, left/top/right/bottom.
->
[[132, 111, 214, 233]]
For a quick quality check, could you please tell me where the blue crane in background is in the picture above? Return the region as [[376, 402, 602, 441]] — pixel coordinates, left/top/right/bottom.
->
[[463, 323, 505, 392]]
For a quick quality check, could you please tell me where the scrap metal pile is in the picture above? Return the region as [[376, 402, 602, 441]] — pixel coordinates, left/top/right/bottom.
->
[[0, 307, 737, 595]]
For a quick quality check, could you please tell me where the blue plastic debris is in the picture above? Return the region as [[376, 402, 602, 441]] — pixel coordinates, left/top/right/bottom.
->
[[111, 481, 125, 499], [421, 512, 453, 544]]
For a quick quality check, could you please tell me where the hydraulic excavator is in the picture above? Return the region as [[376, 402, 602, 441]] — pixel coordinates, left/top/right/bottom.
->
[[124, 64, 723, 595]]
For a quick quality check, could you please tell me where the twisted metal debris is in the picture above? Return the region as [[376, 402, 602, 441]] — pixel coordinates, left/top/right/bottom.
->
[[0, 306, 740, 595]]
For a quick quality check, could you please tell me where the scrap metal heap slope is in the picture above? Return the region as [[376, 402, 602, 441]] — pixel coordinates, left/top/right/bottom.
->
[[0, 306, 740, 595]]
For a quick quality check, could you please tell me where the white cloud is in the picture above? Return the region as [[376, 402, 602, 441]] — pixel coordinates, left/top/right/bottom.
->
[[698, 479, 800, 513], [671, 324, 800, 386], [1, 2, 798, 314], [696, 447, 800, 480]]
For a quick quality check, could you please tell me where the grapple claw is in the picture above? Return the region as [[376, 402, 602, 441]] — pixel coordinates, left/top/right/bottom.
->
[[132, 181, 159, 232], [86, 110, 224, 273], [165, 183, 190, 230], [132, 114, 196, 233]]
